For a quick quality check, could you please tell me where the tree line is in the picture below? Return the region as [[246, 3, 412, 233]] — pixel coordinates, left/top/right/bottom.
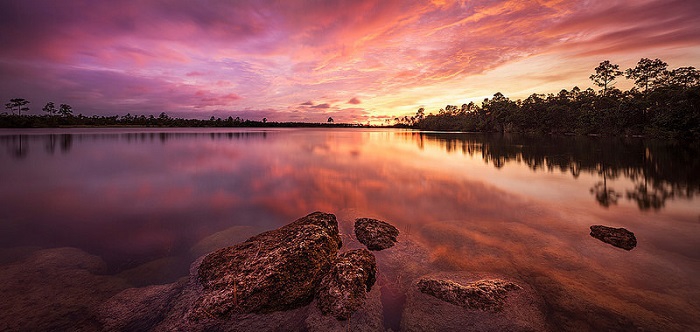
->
[[399, 58, 700, 139], [1, 98, 353, 128], [0, 106, 360, 128]]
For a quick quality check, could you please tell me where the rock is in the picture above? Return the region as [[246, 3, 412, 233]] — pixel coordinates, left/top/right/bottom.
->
[[0, 246, 40, 265], [417, 278, 521, 311], [193, 211, 342, 318], [402, 272, 548, 332], [316, 249, 377, 320], [189, 225, 258, 256], [306, 284, 384, 332], [117, 256, 187, 287], [354, 218, 400, 251], [589, 225, 637, 250], [0, 248, 130, 331], [100, 279, 188, 331]]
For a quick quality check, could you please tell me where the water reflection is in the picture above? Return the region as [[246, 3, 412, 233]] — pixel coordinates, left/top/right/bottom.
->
[[0, 129, 698, 330], [1, 131, 270, 157], [1, 134, 76, 157], [401, 132, 700, 211], [4, 131, 697, 212]]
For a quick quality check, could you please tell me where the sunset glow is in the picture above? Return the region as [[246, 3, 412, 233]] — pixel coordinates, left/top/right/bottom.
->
[[1, 0, 699, 123]]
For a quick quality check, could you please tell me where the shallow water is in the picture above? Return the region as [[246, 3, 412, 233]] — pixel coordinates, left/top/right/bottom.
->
[[0, 128, 698, 330]]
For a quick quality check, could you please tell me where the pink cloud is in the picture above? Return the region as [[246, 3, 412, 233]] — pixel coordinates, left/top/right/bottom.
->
[[0, 0, 699, 122]]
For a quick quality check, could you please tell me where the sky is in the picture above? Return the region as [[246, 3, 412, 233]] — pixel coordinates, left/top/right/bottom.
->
[[1, 0, 699, 123]]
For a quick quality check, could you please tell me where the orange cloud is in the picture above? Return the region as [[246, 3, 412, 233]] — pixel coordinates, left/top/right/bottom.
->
[[0, 0, 698, 122]]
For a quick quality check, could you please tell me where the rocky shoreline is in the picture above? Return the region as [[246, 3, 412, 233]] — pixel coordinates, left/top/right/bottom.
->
[[93, 212, 549, 331], [8, 212, 648, 331]]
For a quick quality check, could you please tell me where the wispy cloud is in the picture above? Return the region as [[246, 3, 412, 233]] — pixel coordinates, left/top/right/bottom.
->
[[1, 0, 698, 121]]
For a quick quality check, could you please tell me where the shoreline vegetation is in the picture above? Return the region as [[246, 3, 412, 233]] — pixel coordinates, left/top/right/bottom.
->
[[398, 58, 700, 140], [2, 58, 699, 139]]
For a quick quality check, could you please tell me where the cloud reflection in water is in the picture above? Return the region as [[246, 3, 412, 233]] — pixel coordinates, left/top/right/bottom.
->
[[0, 129, 699, 330]]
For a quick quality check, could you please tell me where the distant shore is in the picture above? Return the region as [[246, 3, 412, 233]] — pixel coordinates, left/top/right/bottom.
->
[[0, 114, 374, 129], [1, 111, 697, 140]]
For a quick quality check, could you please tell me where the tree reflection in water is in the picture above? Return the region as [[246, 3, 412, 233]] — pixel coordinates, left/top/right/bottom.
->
[[403, 132, 700, 211], [2, 130, 698, 211]]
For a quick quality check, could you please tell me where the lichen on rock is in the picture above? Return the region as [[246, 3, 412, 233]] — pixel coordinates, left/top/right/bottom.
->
[[193, 211, 343, 318], [417, 278, 521, 311], [589, 225, 637, 250], [354, 218, 400, 251], [403, 273, 547, 332], [316, 249, 377, 320]]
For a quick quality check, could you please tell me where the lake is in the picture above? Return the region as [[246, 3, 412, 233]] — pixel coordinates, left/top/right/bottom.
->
[[1, 128, 699, 331]]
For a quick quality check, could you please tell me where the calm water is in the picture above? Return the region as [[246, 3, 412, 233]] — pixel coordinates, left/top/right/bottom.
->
[[1, 128, 699, 330]]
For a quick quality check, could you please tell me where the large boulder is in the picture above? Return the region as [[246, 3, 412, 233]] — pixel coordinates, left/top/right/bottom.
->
[[316, 249, 377, 320], [354, 218, 399, 251], [193, 212, 342, 318], [589, 225, 637, 250]]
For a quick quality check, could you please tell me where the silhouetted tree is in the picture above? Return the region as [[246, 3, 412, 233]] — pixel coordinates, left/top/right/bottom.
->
[[58, 104, 72, 117], [625, 58, 668, 93], [668, 66, 700, 88], [481, 92, 517, 133], [262, 117, 267, 123], [590, 60, 623, 96], [327, 117, 334, 123], [416, 107, 425, 121], [5, 98, 30, 115], [42, 102, 57, 115]]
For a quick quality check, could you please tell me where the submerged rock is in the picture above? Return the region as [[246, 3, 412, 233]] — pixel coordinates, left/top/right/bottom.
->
[[0, 248, 130, 331], [354, 218, 400, 251], [402, 272, 548, 332], [189, 225, 258, 256], [589, 225, 637, 250], [193, 211, 342, 318], [316, 249, 377, 320], [100, 279, 188, 331], [417, 278, 521, 311]]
